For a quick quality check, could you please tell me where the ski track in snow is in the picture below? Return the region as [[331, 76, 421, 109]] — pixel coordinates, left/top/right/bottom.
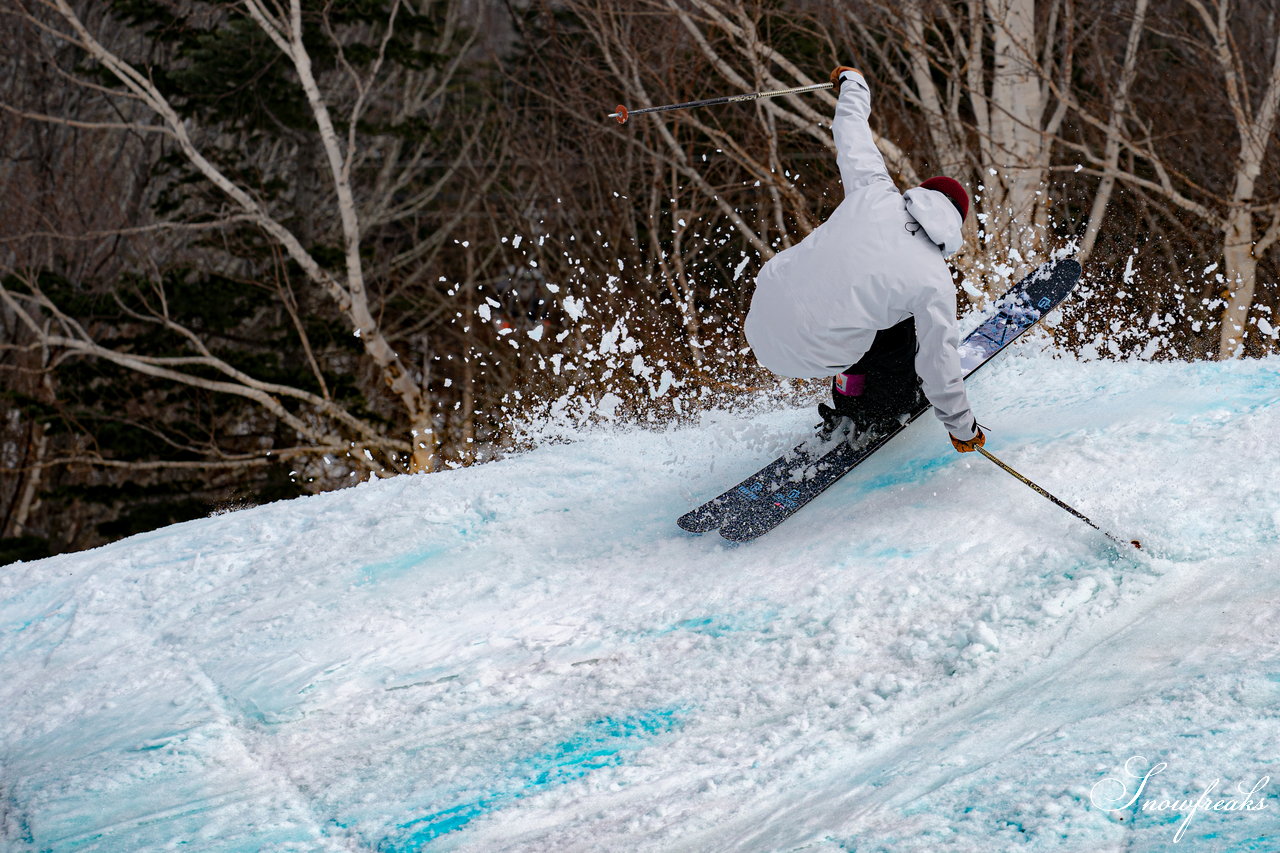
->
[[2, 353, 1280, 851]]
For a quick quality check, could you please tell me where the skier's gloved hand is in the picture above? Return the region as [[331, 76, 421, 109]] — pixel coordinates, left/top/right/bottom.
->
[[830, 65, 861, 95], [950, 424, 986, 453]]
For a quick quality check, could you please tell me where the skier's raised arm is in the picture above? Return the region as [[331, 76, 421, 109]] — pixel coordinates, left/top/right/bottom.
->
[[829, 67, 893, 195]]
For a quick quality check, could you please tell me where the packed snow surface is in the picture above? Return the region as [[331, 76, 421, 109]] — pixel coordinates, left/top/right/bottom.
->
[[4, 352, 1280, 852]]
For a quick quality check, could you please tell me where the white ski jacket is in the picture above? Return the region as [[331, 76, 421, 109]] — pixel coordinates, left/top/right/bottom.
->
[[744, 71, 978, 439]]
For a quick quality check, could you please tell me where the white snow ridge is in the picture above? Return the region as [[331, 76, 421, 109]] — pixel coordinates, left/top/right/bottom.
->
[[4, 352, 1280, 852]]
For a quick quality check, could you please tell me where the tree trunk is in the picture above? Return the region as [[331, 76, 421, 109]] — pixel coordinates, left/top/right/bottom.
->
[[902, 0, 968, 177], [1218, 207, 1258, 358], [5, 423, 47, 539], [983, 0, 1049, 259]]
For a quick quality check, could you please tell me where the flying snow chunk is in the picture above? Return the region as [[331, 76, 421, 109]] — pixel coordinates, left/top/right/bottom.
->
[[596, 393, 623, 420], [655, 369, 675, 397], [528, 325, 544, 342], [563, 296, 586, 321], [733, 256, 751, 281]]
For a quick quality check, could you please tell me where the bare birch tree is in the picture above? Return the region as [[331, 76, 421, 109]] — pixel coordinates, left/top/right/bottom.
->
[[1, 0, 499, 476], [1074, 0, 1150, 262], [830, 0, 1077, 277], [1060, 0, 1280, 358]]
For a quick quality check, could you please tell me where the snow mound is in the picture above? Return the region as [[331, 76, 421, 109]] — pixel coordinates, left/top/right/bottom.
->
[[4, 352, 1280, 851]]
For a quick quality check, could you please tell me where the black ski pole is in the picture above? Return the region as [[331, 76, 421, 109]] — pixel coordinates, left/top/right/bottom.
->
[[608, 82, 833, 125], [974, 445, 1141, 551]]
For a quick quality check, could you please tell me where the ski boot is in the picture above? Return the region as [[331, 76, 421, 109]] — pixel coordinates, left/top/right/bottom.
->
[[816, 370, 868, 441], [816, 402, 849, 442]]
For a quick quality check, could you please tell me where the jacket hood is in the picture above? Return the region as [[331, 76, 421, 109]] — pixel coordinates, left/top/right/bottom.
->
[[903, 186, 964, 258]]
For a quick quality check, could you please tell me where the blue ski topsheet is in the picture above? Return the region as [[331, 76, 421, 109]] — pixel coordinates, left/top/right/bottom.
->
[[679, 258, 1082, 541]]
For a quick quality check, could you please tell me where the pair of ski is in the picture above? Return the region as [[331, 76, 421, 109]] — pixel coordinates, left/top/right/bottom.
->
[[678, 259, 1082, 542]]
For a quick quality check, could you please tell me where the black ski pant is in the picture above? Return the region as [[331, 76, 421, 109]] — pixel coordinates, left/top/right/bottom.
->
[[830, 317, 926, 425]]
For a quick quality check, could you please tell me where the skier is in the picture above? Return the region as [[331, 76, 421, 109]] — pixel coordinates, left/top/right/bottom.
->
[[744, 66, 986, 454]]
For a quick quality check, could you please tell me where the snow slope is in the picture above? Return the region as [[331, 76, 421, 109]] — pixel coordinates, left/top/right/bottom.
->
[[3, 351, 1280, 852]]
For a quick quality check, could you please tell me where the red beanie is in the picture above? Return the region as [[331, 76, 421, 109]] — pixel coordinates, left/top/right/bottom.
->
[[919, 176, 969, 222]]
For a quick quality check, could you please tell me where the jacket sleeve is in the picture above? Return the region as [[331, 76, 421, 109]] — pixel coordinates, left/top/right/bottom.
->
[[912, 282, 979, 439], [831, 72, 894, 194]]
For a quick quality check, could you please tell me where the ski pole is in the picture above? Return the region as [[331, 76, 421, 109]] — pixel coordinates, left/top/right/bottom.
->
[[974, 445, 1142, 551], [608, 82, 833, 125]]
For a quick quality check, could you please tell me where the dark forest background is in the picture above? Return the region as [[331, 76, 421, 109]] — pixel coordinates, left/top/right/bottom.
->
[[3, 0, 1279, 561]]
